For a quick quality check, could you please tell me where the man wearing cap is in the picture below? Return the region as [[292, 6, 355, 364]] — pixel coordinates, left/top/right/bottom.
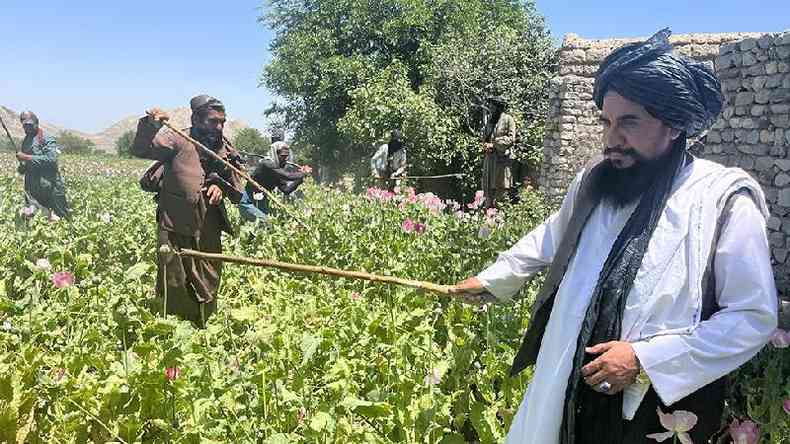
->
[[481, 96, 516, 208], [131, 95, 244, 326], [16, 111, 70, 220], [450, 29, 778, 443], [238, 135, 309, 224], [370, 129, 407, 190]]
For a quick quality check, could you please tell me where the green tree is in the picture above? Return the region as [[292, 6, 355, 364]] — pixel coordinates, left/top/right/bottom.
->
[[57, 131, 95, 155], [261, 0, 556, 197], [115, 130, 136, 157], [232, 127, 271, 156]]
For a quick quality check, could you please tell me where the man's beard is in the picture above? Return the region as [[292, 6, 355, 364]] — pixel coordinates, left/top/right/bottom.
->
[[193, 127, 222, 149], [596, 147, 673, 206]]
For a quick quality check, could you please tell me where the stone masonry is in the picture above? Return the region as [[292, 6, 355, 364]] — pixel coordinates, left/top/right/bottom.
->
[[539, 30, 790, 300]]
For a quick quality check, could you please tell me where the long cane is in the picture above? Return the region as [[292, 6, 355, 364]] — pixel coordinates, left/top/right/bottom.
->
[[171, 247, 452, 294], [394, 173, 465, 180], [0, 113, 40, 209], [0, 113, 18, 151], [147, 112, 308, 229]]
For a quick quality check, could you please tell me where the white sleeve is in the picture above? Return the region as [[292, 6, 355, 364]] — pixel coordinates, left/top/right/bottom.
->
[[631, 193, 779, 405], [476, 171, 584, 301]]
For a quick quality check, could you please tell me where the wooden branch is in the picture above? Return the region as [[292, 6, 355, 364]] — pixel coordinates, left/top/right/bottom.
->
[[149, 114, 308, 229], [176, 248, 452, 294], [0, 114, 18, 151], [395, 173, 465, 180]]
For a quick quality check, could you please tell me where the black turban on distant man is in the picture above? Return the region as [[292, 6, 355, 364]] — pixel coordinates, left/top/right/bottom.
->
[[593, 28, 724, 138]]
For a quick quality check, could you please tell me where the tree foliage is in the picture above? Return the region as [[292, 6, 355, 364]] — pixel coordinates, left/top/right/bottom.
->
[[57, 131, 95, 155], [115, 130, 136, 158], [232, 127, 271, 156], [261, 0, 556, 197]]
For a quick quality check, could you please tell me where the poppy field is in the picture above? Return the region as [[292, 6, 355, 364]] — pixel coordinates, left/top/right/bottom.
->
[[0, 153, 787, 443]]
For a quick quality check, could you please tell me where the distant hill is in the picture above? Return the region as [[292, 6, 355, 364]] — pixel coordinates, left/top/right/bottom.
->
[[0, 106, 92, 143], [0, 106, 250, 153]]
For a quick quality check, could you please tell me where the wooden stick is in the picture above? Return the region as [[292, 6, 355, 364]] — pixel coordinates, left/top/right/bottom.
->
[[0, 113, 18, 151], [148, 113, 308, 229], [395, 173, 465, 180], [176, 247, 452, 294]]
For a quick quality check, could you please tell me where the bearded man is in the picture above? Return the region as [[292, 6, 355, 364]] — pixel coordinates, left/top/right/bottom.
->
[[131, 95, 243, 326], [481, 96, 516, 208], [450, 29, 778, 444]]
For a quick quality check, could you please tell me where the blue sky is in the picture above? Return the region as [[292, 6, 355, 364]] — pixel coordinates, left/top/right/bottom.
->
[[0, 1, 787, 133]]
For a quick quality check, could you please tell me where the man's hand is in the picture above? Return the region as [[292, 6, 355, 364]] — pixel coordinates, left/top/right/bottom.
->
[[448, 277, 492, 305], [300, 165, 313, 174], [581, 341, 640, 395], [15, 152, 32, 162], [206, 184, 223, 205], [146, 107, 170, 123]]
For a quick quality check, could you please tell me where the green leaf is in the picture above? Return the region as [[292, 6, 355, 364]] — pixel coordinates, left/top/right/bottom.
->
[[438, 433, 467, 444], [264, 434, 295, 444], [230, 306, 258, 322], [340, 396, 392, 418], [123, 262, 150, 282], [300, 333, 321, 366], [470, 401, 502, 444], [309, 411, 336, 433]]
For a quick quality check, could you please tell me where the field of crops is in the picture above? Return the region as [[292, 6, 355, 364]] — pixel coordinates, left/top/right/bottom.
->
[[0, 153, 553, 443], [1, 153, 787, 443]]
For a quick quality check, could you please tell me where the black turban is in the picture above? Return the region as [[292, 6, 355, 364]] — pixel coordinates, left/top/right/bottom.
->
[[190, 94, 224, 113], [593, 28, 724, 138]]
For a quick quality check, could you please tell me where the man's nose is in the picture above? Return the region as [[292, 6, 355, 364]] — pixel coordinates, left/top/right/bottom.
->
[[604, 127, 625, 149]]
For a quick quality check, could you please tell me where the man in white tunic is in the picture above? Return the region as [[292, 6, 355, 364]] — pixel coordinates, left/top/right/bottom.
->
[[450, 29, 778, 444]]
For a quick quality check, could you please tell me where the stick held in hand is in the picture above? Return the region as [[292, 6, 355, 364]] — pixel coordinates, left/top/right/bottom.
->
[[175, 247, 452, 294]]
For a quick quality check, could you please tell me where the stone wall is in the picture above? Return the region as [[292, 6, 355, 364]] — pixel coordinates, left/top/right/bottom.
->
[[540, 31, 790, 301], [694, 31, 790, 295]]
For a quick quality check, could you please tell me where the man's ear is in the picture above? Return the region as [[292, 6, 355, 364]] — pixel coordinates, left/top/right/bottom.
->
[[669, 128, 681, 140]]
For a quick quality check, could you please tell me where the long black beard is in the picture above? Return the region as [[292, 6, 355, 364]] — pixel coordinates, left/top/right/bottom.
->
[[192, 127, 222, 151], [595, 148, 675, 206]]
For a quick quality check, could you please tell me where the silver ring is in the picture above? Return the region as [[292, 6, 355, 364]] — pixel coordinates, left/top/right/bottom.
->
[[598, 381, 612, 393]]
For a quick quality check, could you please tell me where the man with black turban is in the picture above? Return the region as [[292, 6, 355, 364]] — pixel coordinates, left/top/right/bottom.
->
[[481, 96, 516, 208], [450, 29, 777, 443]]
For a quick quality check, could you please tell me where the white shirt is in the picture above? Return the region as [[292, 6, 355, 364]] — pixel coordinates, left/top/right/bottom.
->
[[477, 160, 778, 444]]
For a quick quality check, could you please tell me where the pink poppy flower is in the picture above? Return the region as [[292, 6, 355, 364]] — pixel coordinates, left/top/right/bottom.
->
[[366, 187, 394, 202], [729, 418, 760, 444], [417, 192, 446, 214], [467, 190, 485, 210], [20, 206, 36, 218], [165, 367, 181, 381], [402, 218, 415, 233], [783, 399, 790, 415], [770, 329, 790, 348], [414, 222, 427, 234], [646, 408, 697, 444], [51, 271, 75, 289], [350, 291, 361, 301]]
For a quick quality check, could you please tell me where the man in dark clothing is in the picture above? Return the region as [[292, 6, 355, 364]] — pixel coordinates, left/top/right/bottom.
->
[[16, 111, 70, 220], [370, 129, 407, 190], [238, 142, 308, 223], [131, 95, 243, 326]]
